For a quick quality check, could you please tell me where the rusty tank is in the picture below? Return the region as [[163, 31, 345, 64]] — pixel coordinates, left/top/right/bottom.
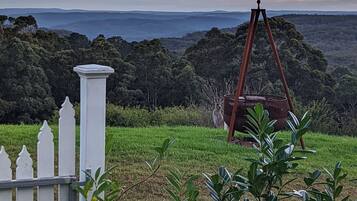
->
[[223, 95, 289, 132]]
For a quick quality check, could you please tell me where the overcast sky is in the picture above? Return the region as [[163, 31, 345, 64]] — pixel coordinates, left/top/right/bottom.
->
[[1, 0, 356, 11]]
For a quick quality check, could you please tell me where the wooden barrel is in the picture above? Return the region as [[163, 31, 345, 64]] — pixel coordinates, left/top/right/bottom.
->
[[223, 95, 289, 132]]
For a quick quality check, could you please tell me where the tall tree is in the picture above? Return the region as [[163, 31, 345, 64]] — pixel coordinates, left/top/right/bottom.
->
[[127, 39, 173, 108], [167, 59, 201, 106], [46, 50, 81, 105], [335, 74, 357, 112], [0, 37, 55, 123], [0, 15, 8, 34], [80, 35, 140, 106], [184, 17, 336, 104]]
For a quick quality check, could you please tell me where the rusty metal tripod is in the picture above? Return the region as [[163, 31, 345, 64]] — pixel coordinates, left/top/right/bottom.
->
[[227, 0, 305, 149]]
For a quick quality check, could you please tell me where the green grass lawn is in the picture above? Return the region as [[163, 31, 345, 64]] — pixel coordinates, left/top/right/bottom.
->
[[0, 125, 357, 200]]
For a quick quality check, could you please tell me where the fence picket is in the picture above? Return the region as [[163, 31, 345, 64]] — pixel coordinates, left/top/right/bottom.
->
[[37, 121, 54, 201], [16, 145, 33, 201], [0, 64, 113, 200], [58, 97, 76, 201], [0, 146, 12, 201]]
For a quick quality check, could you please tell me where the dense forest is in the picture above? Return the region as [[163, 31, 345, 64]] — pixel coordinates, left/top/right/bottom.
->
[[0, 15, 201, 123], [161, 15, 357, 73], [283, 15, 357, 72], [0, 15, 356, 135]]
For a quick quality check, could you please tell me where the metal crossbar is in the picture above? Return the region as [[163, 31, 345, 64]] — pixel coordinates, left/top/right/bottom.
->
[[0, 176, 79, 201], [0, 176, 77, 189]]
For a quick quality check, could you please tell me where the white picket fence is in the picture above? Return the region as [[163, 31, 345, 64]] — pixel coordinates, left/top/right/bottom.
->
[[0, 64, 114, 201], [0, 97, 76, 201]]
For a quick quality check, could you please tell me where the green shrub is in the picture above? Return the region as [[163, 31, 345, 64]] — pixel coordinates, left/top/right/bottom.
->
[[51, 104, 211, 127], [295, 98, 357, 136], [152, 106, 211, 127], [106, 104, 211, 127], [295, 98, 338, 133], [106, 104, 152, 127]]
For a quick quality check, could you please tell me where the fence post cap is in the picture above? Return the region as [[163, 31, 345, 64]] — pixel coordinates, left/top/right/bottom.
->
[[74, 64, 114, 77]]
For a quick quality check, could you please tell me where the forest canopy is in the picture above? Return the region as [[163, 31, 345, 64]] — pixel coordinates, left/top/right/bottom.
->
[[0, 15, 356, 125]]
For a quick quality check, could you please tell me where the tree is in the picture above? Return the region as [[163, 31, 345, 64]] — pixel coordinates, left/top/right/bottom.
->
[[185, 28, 239, 92], [184, 18, 336, 104], [335, 74, 357, 111], [46, 50, 81, 105], [127, 39, 173, 108], [107, 59, 142, 106], [79, 35, 141, 106], [0, 15, 7, 24], [0, 37, 55, 123], [0, 15, 8, 34], [167, 59, 201, 106], [107, 36, 134, 58], [14, 15, 37, 29], [66, 32, 90, 50]]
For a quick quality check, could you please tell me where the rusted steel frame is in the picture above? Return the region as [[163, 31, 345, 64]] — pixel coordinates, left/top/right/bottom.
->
[[239, 9, 261, 94], [261, 10, 305, 149], [227, 10, 260, 142]]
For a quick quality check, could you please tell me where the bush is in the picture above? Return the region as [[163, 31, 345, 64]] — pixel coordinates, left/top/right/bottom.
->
[[295, 98, 338, 133], [106, 104, 152, 127], [295, 98, 357, 136], [152, 106, 211, 127], [50, 104, 212, 127], [106, 104, 212, 127]]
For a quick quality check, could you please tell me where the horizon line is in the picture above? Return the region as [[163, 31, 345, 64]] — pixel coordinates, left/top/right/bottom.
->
[[1, 7, 357, 13]]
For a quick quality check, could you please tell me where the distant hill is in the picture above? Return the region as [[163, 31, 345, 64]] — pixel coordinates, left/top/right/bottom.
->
[[1, 9, 250, 40], [161, 15, 357, 72], [1, 8, 357, 41], [0, 8, 86, 15], [52, 16, 244, 41], [282, 15, 357, 72]]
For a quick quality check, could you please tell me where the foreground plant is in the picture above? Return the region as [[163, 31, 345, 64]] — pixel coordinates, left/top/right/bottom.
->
[[293, 161, 351, 201], [76, 166, 119, 201], [204, 103, 315, 200], [166, 168, 200, 201], [75, 138, 175, 201]]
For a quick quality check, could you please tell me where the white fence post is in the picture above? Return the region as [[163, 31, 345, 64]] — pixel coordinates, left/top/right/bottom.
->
[[0, 146, 12, 201], [16, 146, 33, 201], [58, 97, 76, 201], [74, 64, 114, 200], [37, 121, 55, 201]]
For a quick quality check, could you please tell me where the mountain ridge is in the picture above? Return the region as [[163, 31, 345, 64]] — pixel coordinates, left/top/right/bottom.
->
[[2, 8, 357, 40]]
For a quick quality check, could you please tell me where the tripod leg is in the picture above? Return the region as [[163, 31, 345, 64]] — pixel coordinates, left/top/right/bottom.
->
[[227, 10, 260, 142], [239, 11, 260, 95]]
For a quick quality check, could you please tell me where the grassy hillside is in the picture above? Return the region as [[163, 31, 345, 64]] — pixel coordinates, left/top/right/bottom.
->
[[0, 125, 356, 200]]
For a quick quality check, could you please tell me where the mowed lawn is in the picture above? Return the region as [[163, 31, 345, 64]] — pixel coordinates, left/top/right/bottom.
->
[[0, 125, 357, 200]]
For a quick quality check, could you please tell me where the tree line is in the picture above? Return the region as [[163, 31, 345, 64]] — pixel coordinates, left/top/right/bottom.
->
[[0, 15, 356, 132], [0, 15, 200, 123]]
